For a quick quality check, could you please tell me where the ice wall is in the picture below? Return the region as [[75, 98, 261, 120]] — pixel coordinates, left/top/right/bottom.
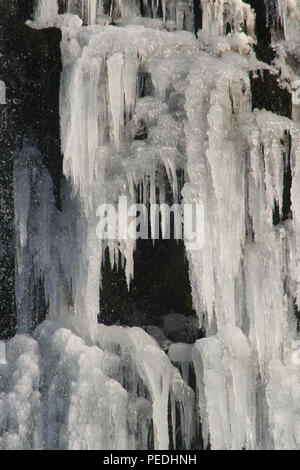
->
[[199, 0, 255, 42], [0, 320, 196, 450], [4, 0, 300, 451], [264, 0, 300, 41], [33, 0, 195, 30], [34, 0, 59, 25]]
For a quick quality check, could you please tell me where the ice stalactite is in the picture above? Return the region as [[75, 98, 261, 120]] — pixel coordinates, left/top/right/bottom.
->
[[198, 0, 256, 41], [185, 102, 300, 448], [14, 143, 54, 334], [33, 0, 195, 30], [139, 0, 195, 31], [192, 325, 255, 450], [277, 0, 300, 41], [264, 0, 300, 42], [34, 0, 59, 26], [183, 53, 253, 332], [245, 112, 300, 372], [183, 52, 300, 446]]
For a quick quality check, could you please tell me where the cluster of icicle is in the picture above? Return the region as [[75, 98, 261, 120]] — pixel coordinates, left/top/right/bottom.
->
[[264, 0, 300, 41], [1, 0, 300, 450], [33, 0, 195, 30]]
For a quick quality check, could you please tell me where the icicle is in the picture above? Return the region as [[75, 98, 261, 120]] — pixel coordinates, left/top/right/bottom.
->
[[34, 0, 58, 26], [107, 53, 124, 151], [13, 153, 30, 249], [96, 325, 177, 450], [171, 369, 196, 450], [162, 0, 167, 23], [0, 342, 6, 365], [168, 343, 193, 384], [124, 239, 135, 288], [192, 326, 255, 450], [124, 49, 138, 120], [198, 0, 256, 43], [276, 0, 300, 41]]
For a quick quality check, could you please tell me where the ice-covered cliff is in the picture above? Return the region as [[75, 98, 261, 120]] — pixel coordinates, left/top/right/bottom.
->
[[1, 0, 300, 450]]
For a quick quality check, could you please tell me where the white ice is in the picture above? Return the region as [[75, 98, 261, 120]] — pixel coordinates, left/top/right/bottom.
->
[[7, 0, 300, 451]]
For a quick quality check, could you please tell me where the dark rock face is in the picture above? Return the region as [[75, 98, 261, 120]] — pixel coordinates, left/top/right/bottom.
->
[[163, 314, 202, 344], [0, 6, 62, 339], [0, 1, 34, 21]]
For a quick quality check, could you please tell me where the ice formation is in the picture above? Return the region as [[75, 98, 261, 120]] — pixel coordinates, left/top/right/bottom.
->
[[199, 0, 255, 41], [1, 0, 300, 451], [33, 0, 195, 30]]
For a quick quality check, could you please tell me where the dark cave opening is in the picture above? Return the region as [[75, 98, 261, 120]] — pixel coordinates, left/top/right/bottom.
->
[[99, 170, 203, 344], [99, 222, 205, 346], [100, 237, 196, 328]]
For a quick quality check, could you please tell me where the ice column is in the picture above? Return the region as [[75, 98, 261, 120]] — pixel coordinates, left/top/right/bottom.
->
[[34, 0, 58, 25]]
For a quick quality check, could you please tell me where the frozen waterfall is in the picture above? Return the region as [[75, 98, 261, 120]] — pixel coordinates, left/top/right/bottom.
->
[[1, 0, 300, 451]]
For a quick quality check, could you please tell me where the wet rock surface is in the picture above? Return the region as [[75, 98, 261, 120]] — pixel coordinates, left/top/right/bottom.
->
[[0, 5, 62, 339]]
